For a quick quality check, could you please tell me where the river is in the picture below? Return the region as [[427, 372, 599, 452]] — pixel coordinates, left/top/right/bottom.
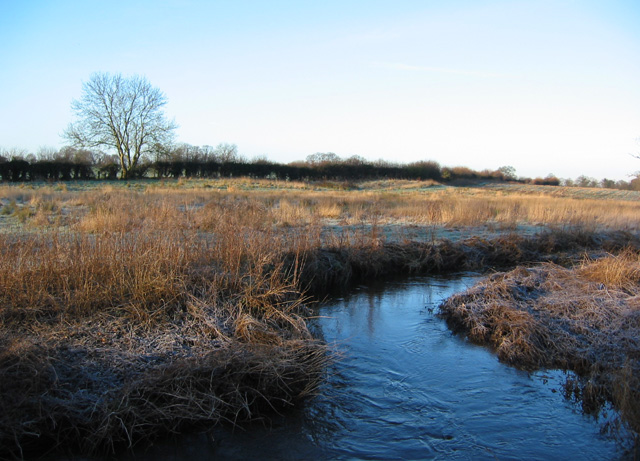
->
[[128, 274, 628, 460]]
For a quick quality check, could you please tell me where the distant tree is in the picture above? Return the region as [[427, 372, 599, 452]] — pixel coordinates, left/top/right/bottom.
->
[[306, 152, 341, 166], [59, 147, 97, 179], [531, 174, 560, 186], [406, 160, 442, 180], [344, 155, 367, 166], [543, 174, 560, 186], [214, 143, 239, 163], [497, 165, 517, 180], [64, 72, 177, 179], [372, 158, 398, 169], [251, 154, 272, 164], [36, 146, 58, 161], [575, 175, 598, 188], [1, 147, 29, 160], [601, 178, 616, 189], [198, 145, 216, 162], [449, 166, 477, 179]]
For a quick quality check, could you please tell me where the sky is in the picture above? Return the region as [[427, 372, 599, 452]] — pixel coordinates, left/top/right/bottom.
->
[[1, 0, 639, 181]]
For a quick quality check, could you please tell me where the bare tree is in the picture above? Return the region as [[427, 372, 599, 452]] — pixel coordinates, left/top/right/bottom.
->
[[213, 143, 239, 163], [64, 72, 177, 179], [0, 147, 29, 161], [306, 152, 341, 166]]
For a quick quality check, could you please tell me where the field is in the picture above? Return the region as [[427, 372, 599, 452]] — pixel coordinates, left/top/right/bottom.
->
[[1, 178, 639, 457]]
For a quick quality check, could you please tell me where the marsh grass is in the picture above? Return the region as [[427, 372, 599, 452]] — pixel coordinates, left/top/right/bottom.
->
[[0, 229, 328, 457], [439, 252, 640, 439], [2, 180, 639, 232], [0, 199, 16, 215], [0, 187, 334, 457], [1, 178, 639, 456], [578, 249, 640, 290]]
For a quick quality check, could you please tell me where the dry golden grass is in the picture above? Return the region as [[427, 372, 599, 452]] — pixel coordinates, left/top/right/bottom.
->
[[157, 179, 640, 229], [2, 179, 639, 233], [578, 249, 640, 290], [0, 184, 334, 457], [379, 190, 640, 229], [439, 253, 640, 437], [1, 178, 639, 456]]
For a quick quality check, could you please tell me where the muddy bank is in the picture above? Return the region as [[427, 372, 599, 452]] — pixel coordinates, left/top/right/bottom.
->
[[438, 251, 640, 441]]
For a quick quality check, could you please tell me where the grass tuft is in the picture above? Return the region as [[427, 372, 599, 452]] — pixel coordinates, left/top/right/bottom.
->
[[439, 253, 640, 438]]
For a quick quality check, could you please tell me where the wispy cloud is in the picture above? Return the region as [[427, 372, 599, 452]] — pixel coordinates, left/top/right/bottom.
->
[[373, 61, 505, 78]]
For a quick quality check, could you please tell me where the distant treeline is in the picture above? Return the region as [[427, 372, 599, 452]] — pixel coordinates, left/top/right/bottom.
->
[[1, 144, 637, 190], [0, 146, 536, 184]]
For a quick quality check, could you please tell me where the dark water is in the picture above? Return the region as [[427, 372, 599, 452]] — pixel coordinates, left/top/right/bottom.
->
[[130, 274, 630, 460]]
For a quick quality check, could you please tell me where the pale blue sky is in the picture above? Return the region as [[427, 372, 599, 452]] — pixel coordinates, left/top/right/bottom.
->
[[1, 0, 639, 180]]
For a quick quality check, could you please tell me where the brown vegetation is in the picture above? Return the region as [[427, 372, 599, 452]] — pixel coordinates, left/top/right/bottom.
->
[[0, 188, 328, 457], [0, 179, 639, 457], [439, 251, 640, 438], [2, 179, 639, 233]]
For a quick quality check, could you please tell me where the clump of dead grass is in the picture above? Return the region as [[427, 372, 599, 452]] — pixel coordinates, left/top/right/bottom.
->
[[0, 196, 330, 457], [439, 251, 640, 439], [578, 249, 640, 291], [0, 332, 327, 458]]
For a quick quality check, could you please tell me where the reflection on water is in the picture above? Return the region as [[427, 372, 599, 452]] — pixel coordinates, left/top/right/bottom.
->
[[129, 274, 628, 460]]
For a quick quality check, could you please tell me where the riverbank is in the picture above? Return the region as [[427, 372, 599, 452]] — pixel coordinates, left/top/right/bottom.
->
[[440, 251, 640, 447], [2, 228, 639, 457], [1, 180, 639, 457]]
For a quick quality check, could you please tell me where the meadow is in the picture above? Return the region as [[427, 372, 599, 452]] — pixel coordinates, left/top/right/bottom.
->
[[1, 178, 639, 457]]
